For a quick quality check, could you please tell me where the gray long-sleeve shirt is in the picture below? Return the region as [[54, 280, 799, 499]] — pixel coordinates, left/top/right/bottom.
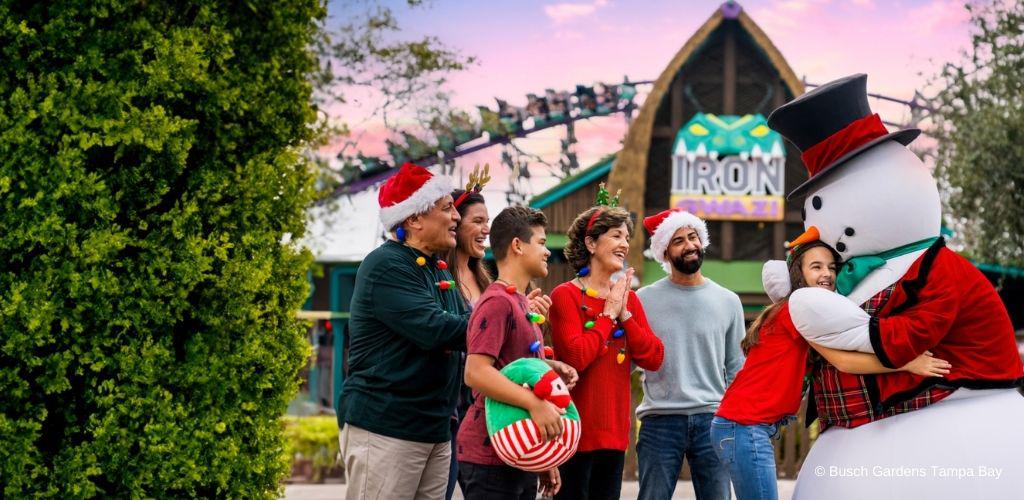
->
[[636, 277, 746, 418]]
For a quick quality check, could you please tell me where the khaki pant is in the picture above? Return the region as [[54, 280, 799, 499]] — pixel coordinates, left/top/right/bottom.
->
[[340, 424, 451, 500]]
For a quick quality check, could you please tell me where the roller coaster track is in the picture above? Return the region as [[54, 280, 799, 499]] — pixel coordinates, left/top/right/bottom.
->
[[329, 79, 931, 199], [324, 80, 653, 201], [805, 81, 935, 130]]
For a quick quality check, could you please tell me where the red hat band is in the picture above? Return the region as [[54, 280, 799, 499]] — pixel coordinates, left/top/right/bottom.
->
[[800, 113, 887, 179]]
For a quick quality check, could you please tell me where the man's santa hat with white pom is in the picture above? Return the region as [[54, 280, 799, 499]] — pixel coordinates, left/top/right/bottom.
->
[[378, 163, 454, 230], [644, 209, 710, 273]]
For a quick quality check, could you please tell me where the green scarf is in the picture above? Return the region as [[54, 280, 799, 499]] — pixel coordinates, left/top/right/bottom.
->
[[836, 237, 939, 296]]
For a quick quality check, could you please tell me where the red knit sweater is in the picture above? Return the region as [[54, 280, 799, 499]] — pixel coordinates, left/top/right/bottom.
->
[[548, 281, 665, 452]]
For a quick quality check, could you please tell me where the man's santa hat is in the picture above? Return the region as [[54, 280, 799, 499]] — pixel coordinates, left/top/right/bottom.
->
[[378, 163, 454, 229], [644, 209, 710, 273]]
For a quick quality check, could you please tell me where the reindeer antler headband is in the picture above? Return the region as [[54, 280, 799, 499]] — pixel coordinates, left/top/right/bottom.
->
[[454, 163, 491, 208]]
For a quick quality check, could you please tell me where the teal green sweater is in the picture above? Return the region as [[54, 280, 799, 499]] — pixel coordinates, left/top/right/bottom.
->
[[340, 240, 469, 443]]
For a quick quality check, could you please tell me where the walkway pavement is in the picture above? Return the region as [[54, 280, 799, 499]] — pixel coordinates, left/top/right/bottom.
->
[[283, 479, 797, 499]]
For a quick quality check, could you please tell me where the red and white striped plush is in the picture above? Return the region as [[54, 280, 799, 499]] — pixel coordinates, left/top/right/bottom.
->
[[490, 417, 581, 472]]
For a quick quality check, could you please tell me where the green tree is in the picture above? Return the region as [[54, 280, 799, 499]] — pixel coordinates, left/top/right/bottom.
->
[[933, 1, 1024, 267], [315, 0, 475, 190], [317, 0, 473, 127], [0, 1, 323, 497]]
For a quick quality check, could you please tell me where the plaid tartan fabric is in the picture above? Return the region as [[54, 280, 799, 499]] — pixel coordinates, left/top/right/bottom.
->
[[861, 286, 893, 316], [812, 284, 955, 431]]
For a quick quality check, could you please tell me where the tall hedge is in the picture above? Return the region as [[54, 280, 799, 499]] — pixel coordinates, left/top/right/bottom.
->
[[0, 1, 323, 497]]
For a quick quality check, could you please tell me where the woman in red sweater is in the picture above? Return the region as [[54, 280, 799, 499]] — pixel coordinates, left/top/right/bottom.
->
[[712, 241, 951, 500], [549, 205, 664, 500]]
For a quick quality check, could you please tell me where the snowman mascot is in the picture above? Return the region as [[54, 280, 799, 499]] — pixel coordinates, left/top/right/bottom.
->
[[763, 74, 1024, 499]]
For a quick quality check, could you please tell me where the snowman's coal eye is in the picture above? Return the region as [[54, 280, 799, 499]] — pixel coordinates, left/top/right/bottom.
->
[[812, 196, 822, 210], [845, 227, 855, 236], [836, 242, 847, 252]]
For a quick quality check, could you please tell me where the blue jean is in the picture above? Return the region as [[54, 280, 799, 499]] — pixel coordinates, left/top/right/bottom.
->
[[710, 416, 784, 500], [637, 413, 731, 500]]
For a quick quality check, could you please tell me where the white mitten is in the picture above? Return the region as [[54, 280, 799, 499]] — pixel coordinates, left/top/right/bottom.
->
[[762, 260, 790, 303], [789, 287, 873, 352]]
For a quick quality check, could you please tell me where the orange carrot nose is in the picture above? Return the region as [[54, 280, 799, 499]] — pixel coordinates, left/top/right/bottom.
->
[[785, 226, 820, 249]]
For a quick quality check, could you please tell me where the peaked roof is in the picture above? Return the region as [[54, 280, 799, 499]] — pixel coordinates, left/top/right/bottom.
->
[[606, 3, 804, 273]]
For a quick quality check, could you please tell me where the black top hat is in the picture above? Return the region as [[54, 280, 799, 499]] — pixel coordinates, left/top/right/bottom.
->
[[768, 74, 920, 200]]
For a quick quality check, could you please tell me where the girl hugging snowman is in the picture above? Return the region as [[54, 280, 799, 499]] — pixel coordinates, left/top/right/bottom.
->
[[710, 240, 949, 500]]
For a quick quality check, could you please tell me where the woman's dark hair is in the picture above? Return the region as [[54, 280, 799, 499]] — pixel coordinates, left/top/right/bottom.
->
[[564, 206, 634, 272], [741, 240, 842, 354], [446, 189, 491, 303]]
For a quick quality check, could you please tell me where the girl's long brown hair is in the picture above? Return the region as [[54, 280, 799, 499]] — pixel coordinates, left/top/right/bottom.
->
[[741, 241, 841, 355], [446, 189, 492, 305]]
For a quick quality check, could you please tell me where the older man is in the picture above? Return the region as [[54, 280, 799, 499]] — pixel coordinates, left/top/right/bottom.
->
[[635, 210, 745, 500], [339, 163, 469, 500]]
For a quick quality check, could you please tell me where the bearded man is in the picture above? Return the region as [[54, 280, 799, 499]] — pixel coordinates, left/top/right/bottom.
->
[[634, 210, 746, 500]]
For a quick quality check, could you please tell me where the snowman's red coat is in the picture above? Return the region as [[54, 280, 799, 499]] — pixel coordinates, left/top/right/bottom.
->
[[868, 239, 1024, 407]]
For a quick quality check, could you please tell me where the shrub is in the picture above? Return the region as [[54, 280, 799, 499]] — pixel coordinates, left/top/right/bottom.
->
[[0, 1, 324, 497], [282, 416, 340, 483]]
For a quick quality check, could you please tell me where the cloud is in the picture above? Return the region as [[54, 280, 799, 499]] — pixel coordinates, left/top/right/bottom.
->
[[544, 0, 608, 24], [767, 0, 832, 13], [748, 0, 832, 30], [908, 0, 970, 36], [777, 1, 813, 12], [554, 30, 585, 40]]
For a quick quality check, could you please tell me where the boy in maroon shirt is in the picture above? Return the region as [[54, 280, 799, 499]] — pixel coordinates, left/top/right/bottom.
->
[[457, 206, 579, 499]]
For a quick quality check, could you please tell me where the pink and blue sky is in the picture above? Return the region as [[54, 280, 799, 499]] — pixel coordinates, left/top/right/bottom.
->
[[347, 0, 969, 109], [312, 0, 976, 260], [328, 0, 972, 168]]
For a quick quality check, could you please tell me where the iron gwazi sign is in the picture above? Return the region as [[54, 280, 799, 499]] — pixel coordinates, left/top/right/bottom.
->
[[670, 113, 785, 221]]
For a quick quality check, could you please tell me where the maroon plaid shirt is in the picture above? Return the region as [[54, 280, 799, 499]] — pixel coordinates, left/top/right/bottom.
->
[[810, 284, 955, 431]]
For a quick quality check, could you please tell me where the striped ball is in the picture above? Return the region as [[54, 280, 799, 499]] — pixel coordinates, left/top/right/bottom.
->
[[490, 417, 581, 472]]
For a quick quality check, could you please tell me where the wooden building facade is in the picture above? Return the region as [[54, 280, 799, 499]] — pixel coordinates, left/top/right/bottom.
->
[[528, 3, 816, 479], [531, 3, 811, 319], [608, 4, 810, 275]]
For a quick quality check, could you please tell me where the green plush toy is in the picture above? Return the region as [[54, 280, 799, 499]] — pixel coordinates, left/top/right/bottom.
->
[[485, 357, 581, 471]]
